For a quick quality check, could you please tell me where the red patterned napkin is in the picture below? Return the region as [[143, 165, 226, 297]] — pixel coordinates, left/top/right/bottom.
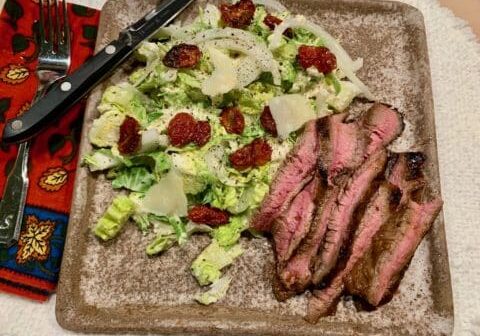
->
[[0, 0, 99, 301]]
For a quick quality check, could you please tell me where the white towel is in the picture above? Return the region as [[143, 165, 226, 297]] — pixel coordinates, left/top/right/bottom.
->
[[401, 1, 480, 335]]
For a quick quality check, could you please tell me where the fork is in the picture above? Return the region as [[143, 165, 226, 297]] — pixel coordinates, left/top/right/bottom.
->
[[0, 0, 71, 247]]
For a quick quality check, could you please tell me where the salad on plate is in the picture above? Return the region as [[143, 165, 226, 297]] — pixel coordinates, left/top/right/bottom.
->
[[84, 0, 371, 304]]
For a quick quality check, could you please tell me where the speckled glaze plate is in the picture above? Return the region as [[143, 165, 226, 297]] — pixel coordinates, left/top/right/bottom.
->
[[56, 0, 454, 334]]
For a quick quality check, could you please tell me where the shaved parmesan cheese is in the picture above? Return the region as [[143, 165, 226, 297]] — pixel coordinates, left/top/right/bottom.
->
[[201, 47, 238, 97], [269, 94, 317, 139], [141, 169, 188, 217], [191, 28, 281, 85], [140, 128, 161, 153], [139, 129, 169, 152], [204, 39, 280, 85], [269, 15, 375, 100], [235, 56, 262, 88]]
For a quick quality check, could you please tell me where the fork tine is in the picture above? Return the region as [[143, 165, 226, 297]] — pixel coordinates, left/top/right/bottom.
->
[[54, 0, 61, 46], [38, 0, 45, 43], [62, 0, 70, 51], [46, 0, 53, 44]]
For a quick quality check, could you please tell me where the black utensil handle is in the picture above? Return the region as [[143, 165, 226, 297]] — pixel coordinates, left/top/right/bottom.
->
[[2, 34, 134, 144]]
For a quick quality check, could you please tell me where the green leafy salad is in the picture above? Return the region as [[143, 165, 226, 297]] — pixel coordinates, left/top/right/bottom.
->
[[85, 0, 372, 304]]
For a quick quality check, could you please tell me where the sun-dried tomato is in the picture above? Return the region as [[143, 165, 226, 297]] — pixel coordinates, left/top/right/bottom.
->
[[163, 43, 202, 69], [220, 107, 245, 135], [263, 14, 293, 38], [263, 13, 282, 30], [220, 0, 256, 29], [297, 45, 337, 74], [167, 112, 196, 147], [260, 106, 278, 137], [251, 138, 272, 166], [229, 144, 254, 171], [229, 138, 272, 171], [188, 205, 230, 226], [118, 116, 141, 155], [192, 120, 211, 147]]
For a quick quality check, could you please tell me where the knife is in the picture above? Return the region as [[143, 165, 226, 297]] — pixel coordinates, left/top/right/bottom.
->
[[2, 0, 194, 144]]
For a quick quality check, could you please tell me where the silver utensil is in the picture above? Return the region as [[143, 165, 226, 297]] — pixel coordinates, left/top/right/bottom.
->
[[0, 0, 71, 247], [2, 0, 194, 144]]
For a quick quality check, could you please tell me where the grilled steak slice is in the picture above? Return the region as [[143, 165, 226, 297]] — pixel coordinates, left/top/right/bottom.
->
[[316, 116, 332, 172], [250, 120, 320, 232], [306, 282, 343, 323], [328, 113, 363, 184], [328, 104, 403, 184], [362, 103, 404, 158], [280, 186, 340, 292], [305, 183, 399, 322], [312, 149, 388, 284], [344, 196, 443, 306], [272, 271, 297, 302], [387, 152, 426, 207], [273, 175, 321, 263], [278, 120, 334, 292]]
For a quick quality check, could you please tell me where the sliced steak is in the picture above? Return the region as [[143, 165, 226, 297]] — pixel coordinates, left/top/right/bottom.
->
[[280, 186, 340, 292], [327, 113, 363, 184], [281, 108, 402, 292], [344, 196, 443, 306], [362, 103, 404, 158], [272, 271, 297, 302], [273, 175, 321, 263], [278, 119, 334, 292], [250, 120, 320, 232], [327, 104, 403, 184], [312, 149, 388, 284], [305, 281, 344, 323], [387, 152, 426, 207], [305, 183, 399, 322], [316, 116, 333, 172]]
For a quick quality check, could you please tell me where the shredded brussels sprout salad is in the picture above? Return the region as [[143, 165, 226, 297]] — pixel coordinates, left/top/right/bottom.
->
[[85, 0, 371, 304]]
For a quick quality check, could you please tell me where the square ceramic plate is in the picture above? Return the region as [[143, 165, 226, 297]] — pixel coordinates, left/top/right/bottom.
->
[[56, 0, 454, 334]]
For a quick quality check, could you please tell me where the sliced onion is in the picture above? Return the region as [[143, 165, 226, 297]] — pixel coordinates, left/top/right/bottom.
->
[[269, 15, 375, 100], [336, 58, 363, 79], [191, 27, 267, 51], [204, 4, 221, 27], [352, 58, 364, 72], [156, 4, 221, 39], [203, 38, 281, 85], [252, 0, 288, 13], [156, 24, 197, 40]]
